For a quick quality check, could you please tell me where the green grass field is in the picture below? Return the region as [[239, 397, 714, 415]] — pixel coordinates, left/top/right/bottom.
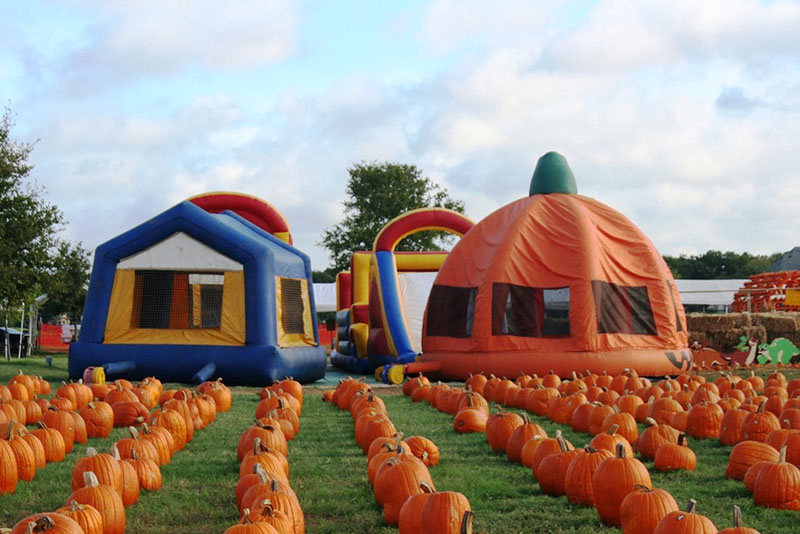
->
[[1, 354, 798, 533]]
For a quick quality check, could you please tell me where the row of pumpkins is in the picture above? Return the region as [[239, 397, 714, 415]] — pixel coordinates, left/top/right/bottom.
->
[[3, 373, 233, 534], [323, 378, 475, 534], [402, 370, 764, 534], [226, 378, 305, 534]]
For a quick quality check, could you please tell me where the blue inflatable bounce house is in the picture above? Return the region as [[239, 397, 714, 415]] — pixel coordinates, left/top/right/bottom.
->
[[69, 192, 327, 385]]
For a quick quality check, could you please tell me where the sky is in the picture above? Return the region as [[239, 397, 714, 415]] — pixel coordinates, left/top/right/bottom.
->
[[2, 0, 799, 270]]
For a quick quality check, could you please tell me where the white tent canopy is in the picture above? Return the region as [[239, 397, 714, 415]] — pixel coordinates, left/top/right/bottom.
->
[[674, 279, 747, 306]]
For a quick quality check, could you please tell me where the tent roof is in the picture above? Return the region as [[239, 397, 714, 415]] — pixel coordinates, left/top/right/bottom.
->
[[674, 279, 747, 306], [770, 246, 800, 272]]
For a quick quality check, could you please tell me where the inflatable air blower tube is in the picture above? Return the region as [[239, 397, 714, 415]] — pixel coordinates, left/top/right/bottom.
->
[[192, 362, 217, 384], [103, 360, 136, 376]]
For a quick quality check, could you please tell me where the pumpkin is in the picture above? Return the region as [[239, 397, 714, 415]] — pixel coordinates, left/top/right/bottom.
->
[[753, 445, 800, 509], [123, 450, 162, 491], [720, 407, 750, 446], [653, 499, 717, 534], [742, 401, 780, 442], [241, 478, 304, 534], [744, 460, 773, 493], [764, 426, 799, 451], [457, 392, 489, 415], [646, 396, 684, 426], [525, 385, 559, 416], [717, 505, 761, 534], [138, 423, 173, 465], [10, 514, 85, 534], [22, 398, 43, 424], [635, 418, 679, 460], [620, 484, 679, 534], [654, 433, 696, 472], [726, 440, 779, 480], [55, 500, 104, 534], [68, 410, 88, 444], [587, 403, 615, 436], [570, 401, 595, 433], [115, 449, 140, 507], [564, 445, 614, 507], [0, 438, 18, 494], [685, 401, 724, 439], [67, 471, 126, 534], [592, 442, 652, 526], [149, 409, 188, 451], [453, 409, 487, 434], [72, 447, 123, 496], [359, 416, 398, 454], [402, 373, 430, 397], [240, 438, 290, 482], [31, 422, 67, 463], [506, 414, 547, 463], [225, 509, 278, 534], [6, 422, 36, 481], [532, 430, 574, 480], [398, 482, 435, 534], [590, 424, 633, 457], [367, 433, 408, 461], [249, 498, 293, 534], [114, 426, 160, 463], [198, 378, 232, 412], [15, 426, 46, 469], [486, 409, 523, 452], [465, 373, 488, 395], [601, 407, 638, 444], [111, 401, 148, 428], [419, 491, 472, 534], [104, 383, 138, 405], [537, 433, 581, 497], [519, 435, 546, 469], [404, 435, 439, 467], [374, 455, 434, 525], [40, 406, 76, 453]]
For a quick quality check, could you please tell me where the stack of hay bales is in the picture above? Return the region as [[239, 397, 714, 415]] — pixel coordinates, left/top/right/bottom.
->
[[687, 313, 766, 352], [688, 312, 800, 352]]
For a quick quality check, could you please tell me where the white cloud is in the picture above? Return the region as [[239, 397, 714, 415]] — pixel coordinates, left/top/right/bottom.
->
[[60, 0, 298, 90]]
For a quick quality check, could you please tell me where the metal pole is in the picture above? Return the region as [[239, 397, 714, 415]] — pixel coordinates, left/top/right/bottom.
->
[[18, 305, 24, 358], [747, 289, 752, 314]]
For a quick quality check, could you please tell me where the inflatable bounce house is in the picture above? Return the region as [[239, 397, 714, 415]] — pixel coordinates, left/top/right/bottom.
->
[[69, 193, 327, 385], [387, 152, 691, 382], [330, 208, 474, 375]]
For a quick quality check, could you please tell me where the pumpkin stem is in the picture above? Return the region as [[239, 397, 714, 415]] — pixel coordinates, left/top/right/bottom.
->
[[607, 424, 619, 436], [583, 444, 597, 453], [460, 510, 474, 534], [521, 413, 530, 424], [632, 484, 651, 493], [83, 470, 100, 488], [757, 400, 766, 413], [644, 417, 658, 427], [241, 508, 255, 524], [420, 481, 435, 493], [615, 442, 627, 458], [686, 498, 697, 514], [677, 433, 687, 447], [556, 433, 569, 453], [731, 505, 743, 527], [258, 498, 275, 517], [779, 445, 788, 464]]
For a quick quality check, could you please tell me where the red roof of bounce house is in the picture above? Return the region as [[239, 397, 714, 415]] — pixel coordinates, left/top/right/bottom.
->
[[420, 152, 690, 378]]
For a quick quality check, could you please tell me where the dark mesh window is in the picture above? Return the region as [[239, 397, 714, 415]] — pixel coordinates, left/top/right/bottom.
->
[[280, 278, 306, 335], [426, 285, 477, 338], [491, 283, 570, 337], [132, 270, 223, 329], [592, 281, 657, 335], [667, 281, 684, 332]]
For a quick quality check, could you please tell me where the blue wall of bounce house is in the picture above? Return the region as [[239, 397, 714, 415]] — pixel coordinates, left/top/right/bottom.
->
[[69, 201, 327, 385]]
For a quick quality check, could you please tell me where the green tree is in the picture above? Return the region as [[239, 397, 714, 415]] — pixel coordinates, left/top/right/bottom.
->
[[41, 240, 91, 325], [664, 250, 782, 279], [0, 108, 63, 358], [320, 162, 465, 272]]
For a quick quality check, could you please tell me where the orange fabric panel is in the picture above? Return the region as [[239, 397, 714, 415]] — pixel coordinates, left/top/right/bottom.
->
[[169, 273, 189, 329], [423, 193, 688, 359]]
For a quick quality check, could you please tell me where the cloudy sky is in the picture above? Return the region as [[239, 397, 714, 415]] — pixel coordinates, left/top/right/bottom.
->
[[2, 0, 799, 269]]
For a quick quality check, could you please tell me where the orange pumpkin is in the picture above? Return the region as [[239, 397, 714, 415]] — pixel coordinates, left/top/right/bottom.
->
[[67, 471, 126, 534], [55, 500, 104, 534], [564, 445, 613, 506], [653, 499, 717, 534], [592, 443, 652, 526], [620, 485, 678, 534]]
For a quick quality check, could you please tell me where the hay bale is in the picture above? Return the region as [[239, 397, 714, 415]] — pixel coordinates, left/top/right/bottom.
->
[[687, 314, 737, 331], [689, 331, 708, 344], [753, 313, 799, 335]]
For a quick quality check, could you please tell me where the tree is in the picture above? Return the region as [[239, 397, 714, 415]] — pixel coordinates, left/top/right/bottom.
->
[[41, 241, 91, 325], [663, 250, 783, 279], [320, 162, 465, 272], [0, 108, 63, 358]]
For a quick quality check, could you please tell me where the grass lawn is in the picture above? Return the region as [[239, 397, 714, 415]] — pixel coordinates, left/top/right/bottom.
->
[[1, 354, 798, 533]]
